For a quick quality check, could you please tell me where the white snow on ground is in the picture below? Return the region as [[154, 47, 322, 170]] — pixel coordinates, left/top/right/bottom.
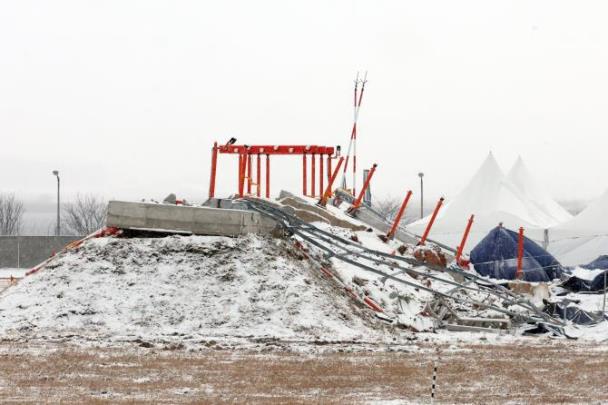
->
[[0, 194, 606, 348], [571, 267, 606, 281], [0, 234, 393, 343]]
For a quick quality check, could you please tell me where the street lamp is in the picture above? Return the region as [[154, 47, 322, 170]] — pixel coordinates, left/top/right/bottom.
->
[[418, 172, 424, 219], [52, 170, 60, 236]]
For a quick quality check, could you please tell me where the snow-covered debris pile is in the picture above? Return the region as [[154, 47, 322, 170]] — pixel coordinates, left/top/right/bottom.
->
[[0, 234, 390, 342]]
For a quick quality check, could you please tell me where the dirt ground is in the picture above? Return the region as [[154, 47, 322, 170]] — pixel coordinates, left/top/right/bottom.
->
[[0, 341, 606, 404]]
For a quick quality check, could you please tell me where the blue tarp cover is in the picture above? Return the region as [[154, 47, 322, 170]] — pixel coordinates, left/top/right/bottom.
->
[[470, 226, 563, 282], [561, 270, 608, 293], [582, 255, 608, 270]]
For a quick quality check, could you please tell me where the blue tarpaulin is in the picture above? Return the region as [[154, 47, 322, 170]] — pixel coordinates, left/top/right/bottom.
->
[[470, 226, 563, 282], [582, 255, 608, 270]]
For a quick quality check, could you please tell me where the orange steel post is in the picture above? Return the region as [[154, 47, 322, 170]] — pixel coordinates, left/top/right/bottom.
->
[[238, 151, 248, 198], [265, 154, 270, 198], [318, 157, 344, 207], [256, 154, 261, 197], [346, 163, 377, 215], [208, 142, 218, 198], [386, 190, 413, 240], [455, 214, 475, 266], [319, 154, 324, 196], [238, 154, 243, 195], [516, 227, 525, 279], [303, 154, 308, 196], [311, 154, 316, 197], [246, 154, 252, 194], [418, 197, 445, 245]]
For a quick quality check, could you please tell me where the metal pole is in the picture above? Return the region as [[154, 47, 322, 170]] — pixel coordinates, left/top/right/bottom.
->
[[319, 154, 324, 197], [238, 155, 243, 195], [318, 157, 345, 207], [386, 190, 413, 240], [54, 172, 60, 236], [418, 197, 444, 246], [265, 154, 270, 198], [347, 163, 377, 215], [303, 154, 308, 196], [516, 227, 525, 280], [311, 154, 316, 198], [455, 215, 475, 266], [246, 154, 252, 195], [209, 142, 218, 198], [603, 271, 606, 314], [256, 154, 261, 198], [419, 172, 424, 219]]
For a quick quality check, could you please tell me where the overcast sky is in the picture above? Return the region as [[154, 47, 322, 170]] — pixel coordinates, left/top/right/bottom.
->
[[2, 0, 607, 229]]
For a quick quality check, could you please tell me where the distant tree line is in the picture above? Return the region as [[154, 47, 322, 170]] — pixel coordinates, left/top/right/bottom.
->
[[0, 193, 24, 235], [0, 192, 107, 236], [62, 194, 107, 236]]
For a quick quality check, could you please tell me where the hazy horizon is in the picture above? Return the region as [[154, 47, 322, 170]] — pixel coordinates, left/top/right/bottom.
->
[[3, 1, 608, 234]]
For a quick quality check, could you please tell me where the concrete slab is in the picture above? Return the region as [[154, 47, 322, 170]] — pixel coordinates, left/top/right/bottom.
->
[[106, 201, 276, 237]]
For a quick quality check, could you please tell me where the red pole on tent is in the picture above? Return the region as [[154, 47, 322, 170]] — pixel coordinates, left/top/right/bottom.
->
[[303, 154, 308, 196], [265, 154, 270, 198], [311, 154, 316, 198], [319, 154, 324, 196], [418, 197, 445, 246], [385, 190, 413, 241], [256, 154, 261, 197], [455, 214, 475, 266], [318, 157, 344, 207], [516, 227, 525, 279], [327, 155, 332, 183], [208, 142, 218, 198], [347, 163, 377, 216]]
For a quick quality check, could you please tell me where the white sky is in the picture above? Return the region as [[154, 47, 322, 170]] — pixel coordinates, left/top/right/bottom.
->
[[2, 0, 607, 222]]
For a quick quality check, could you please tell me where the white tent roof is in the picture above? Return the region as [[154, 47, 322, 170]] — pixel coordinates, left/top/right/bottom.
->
[[553, 189, 608, 234], [547, 189, 608, 266], [406, 153, 570, 251], [506, 157, 573, 225]]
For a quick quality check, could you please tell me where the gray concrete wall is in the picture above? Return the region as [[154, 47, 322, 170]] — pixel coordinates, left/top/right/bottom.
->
[[107, 201, 276, 236], [0, 236, 79, 268]]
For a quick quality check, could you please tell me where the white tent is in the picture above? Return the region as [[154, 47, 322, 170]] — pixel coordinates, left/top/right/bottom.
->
[[406, 153, 570, 252], [506, 157, 573, 225], [547, 189, 608, 266]]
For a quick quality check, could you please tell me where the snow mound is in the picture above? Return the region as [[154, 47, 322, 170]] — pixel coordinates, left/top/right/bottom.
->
[[0, 234, 389, 342]]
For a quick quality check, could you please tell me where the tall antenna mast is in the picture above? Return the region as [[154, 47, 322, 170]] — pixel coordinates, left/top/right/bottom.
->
[[341, 71, 367, 195]]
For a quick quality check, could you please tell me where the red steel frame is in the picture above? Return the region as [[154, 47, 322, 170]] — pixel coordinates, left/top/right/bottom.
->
[[418, 197, 445, 246], [209, 143, 337, 199]]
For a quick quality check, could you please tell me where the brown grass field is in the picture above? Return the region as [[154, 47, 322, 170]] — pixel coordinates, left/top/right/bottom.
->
[[0, 340, 606, 404]]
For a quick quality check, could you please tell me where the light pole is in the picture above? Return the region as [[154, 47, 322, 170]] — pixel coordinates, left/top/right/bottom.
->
[[52, 170, 60, 236], [418, 172, 424, 219]]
